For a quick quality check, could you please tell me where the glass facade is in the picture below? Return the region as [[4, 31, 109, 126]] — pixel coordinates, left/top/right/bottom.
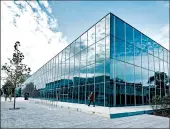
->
[[22, 13, 170, 107]]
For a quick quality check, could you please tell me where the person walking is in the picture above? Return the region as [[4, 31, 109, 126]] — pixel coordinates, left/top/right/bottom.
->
[[9, 94, 12, 102], [88, 92, 95, 107], [5, 94, 8, 101], [9, 90, 12, 102], [4, 88, 8, 101], [0, 89, 3, 97]]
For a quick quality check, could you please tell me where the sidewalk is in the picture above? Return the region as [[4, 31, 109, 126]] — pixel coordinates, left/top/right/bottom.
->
[[29, 98, 153, 118], [1, 97, 170, 128]]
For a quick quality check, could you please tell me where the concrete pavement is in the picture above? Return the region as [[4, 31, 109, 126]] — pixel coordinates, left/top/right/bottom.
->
[[1, 97, 170, 128]]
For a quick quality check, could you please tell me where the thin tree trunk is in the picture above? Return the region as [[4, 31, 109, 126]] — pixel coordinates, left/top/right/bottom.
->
[[13, 86, 16, 109]]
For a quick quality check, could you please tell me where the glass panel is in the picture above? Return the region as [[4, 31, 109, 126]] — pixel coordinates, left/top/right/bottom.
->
[[155, 72, 161, 98], [80, 32, 87, 51], [142, 68, 149, 105], [95, 60, 104, 83], [55, 55, 58, 67], [134, 46, 141, 67], [80, 48, 87, 68], [69, 72, 74, 87], [164, 62, 169, 95], [63, 87, 68, 102], [141, 34, 148, 51], [106, 14, 110, 36], [110, 59, 115, 82], [161, 71, 165, 97], [125, 63, 135, 105], [115, 17, 125, 41], [73, 86, 78, 103], [115, 60, 125, 106], [148, 54, 154, 71], [96, 18, 105, 42], [87, 43, 95, 65], [106, 36, 110, 59], [70, 43, 74, 58], [58, 64, 61, 76], [148, 38, 154, 55], [115, 38, 125, 61], [134, 29, 141, 49], [58, 53, 62, 65], [80, 67, 86, 86], [126, 24, 133, 44], [69, 56, 74, 72], [148, 70, 155, 103], [135, 66, 142, 105], [153, 42, 159, 57], [65, 59, 69, 74], [164, 62, 168, 75], [160, 59, 164, 72], [60, 75, 65, 87], [65, 74, 69, 87], [88, 26, 95, 46], [65, 46, 70, 60], [73, 73, 79, 103], [62, 61, 65, 75], [87, 64, 95, 85], [74, 38, 80, 55], [109, 59, 115, 107], [68, 86, 73, 102], [105, 81, 112, 107], [142, 49, 148, 69], [74, 53, 80, 70], [154, 57, 159, 72], [62, 50, 66, 62], [110, 14, 114, 36], [110, 36, 114, 59], [168, 51, 170, 63], [79, 86, 85, 104], [164, 49, 168, 62], [159, 46, 164, 60], [126, 42, 134, 64], [95, 83, 104, 106], [105, 59, 110, 82], [73, 70, 79, 87], [96, 38, 105, 62]]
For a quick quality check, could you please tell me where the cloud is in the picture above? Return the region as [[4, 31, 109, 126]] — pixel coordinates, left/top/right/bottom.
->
[[156, 1, 169, 8], [1, 1, 68, 85], [151, 24, 169, 50], [164, 1, 169, 8], [39, 1, 52, 13], [139, 23, 169, 50]]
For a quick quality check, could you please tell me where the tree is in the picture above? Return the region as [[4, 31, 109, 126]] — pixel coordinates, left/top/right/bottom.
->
[[2, 41, 31, 109], [2, 79, 15, 96], [148, 72, 170, 89]]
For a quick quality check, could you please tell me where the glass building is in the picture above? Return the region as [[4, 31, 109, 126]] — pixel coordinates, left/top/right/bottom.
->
[[22, 13, 170, 107]]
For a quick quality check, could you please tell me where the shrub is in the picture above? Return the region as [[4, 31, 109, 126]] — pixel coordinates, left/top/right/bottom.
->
[[150, 94, 170, 117]]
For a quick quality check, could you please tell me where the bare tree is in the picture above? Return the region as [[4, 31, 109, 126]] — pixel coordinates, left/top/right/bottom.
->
[[2, 41, 31, 109]]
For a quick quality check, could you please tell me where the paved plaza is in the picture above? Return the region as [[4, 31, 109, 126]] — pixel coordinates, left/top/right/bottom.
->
[[1, 97, 170, 128]]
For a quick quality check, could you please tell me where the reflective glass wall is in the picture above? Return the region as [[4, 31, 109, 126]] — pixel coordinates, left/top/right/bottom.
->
[[22, 13, 170, 107], [22, 14, 111, 107], [110, 13, 170, 106]]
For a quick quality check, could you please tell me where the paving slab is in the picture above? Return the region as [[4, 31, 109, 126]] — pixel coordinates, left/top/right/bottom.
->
[[1, 97, 169, 128], [29, 98, 154, 118]]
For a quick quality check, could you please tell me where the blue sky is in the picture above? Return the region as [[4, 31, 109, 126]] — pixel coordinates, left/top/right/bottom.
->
[[1, 1, 169, 80], [50, 1, 169, 44]]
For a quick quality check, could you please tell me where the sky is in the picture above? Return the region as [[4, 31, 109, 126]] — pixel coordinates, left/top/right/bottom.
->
[[1, 1, 169, 85]]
